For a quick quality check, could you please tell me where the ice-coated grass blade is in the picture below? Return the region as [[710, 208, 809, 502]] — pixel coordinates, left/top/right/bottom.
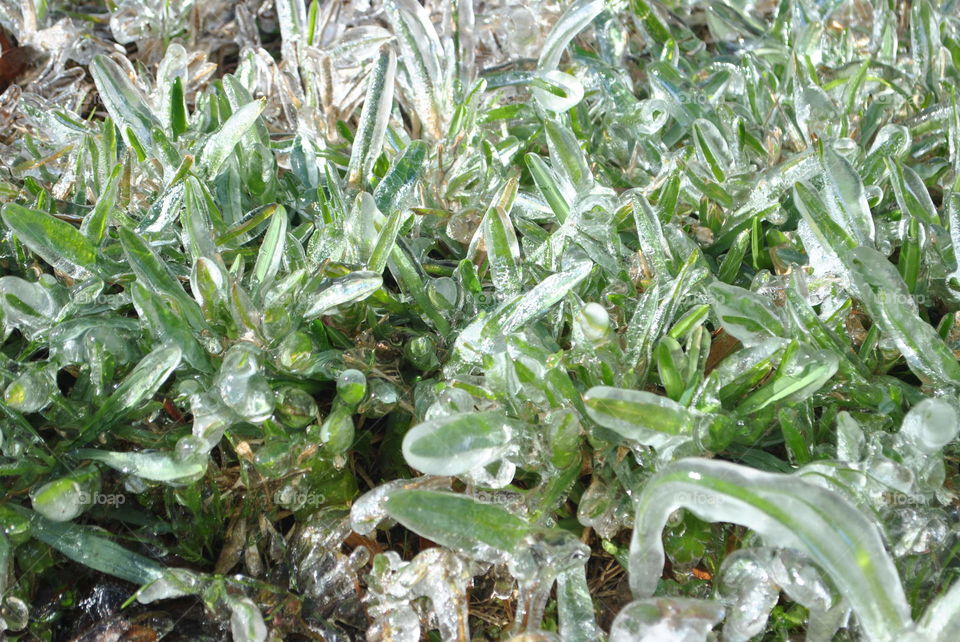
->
[[71, 344, 183, 447], [917, 579, 960, 640], [276, 0, 307, 63], [792, 182, 859, 254], [692, 119, 733, 183], [632, 192, 674, 279], [887, 158, 940, 225], [848, 246, 960, 386], [388, 242, 451, 334], [708, 281, 785, 346], [81, 163, 120, 244], [557, 565, 602, 642], [545, 119, 592, 191], [348, 47, 397, 189], [402, 410, 521, 475], [385, 0, 445, 138], [367, 208, 406, 274], [629, 458, 910, 641], [538, 0, 605, 71], [584, 386, 698, 448], [482, 178, 522, 298], [132, 283, 211, 372], [89, 55, 161, 154], [301, 271, 383, 320], [735, 349, 839, 415], [199, 98, 267, 178], [374, 140, 427, 214], [384, 489, 530, 562], [76, 449, 206, 483], [820, 145, 875, 245], [2, 203, 100, 279], [15, 505, 164, 585], [525, 153, 571, 223], [250, 205, 287, 293], [120, 227, 205, 330]]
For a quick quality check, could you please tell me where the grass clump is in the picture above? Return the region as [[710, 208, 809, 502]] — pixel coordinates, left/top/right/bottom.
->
[[2, 0, 960, 640]]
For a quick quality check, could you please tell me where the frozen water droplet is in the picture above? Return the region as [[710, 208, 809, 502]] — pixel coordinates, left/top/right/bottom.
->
[[4, 367, 54, 413], [898, 398, 959, 455], [216, 343, 274, 423], [889, 507, 950, 556], [769, 549, 836, 612], [336, 369, 367, 406], [0, 276, 64, 339], [575, 302, 612, 344], [427, 277, 459, 310], [0, 596, 28, 631], [30, 465, 100, 522], [577, 479, 623, 539], [365, 548, 475, 641]]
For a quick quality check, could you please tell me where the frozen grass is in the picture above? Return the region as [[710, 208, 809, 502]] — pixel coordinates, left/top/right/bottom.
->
[[3, 0, 960, 640]]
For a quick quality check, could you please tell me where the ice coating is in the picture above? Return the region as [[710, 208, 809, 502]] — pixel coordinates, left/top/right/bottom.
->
[[215, 343, 275, 423], [630, 458, 910, 641], [365, 548, 474, 640], [718, 549, 780, 641], [609, 597, 725, 642], [401, 410, 517, 476]]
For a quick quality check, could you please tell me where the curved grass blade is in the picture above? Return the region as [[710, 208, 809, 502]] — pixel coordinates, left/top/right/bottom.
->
[[538, 0, 605, 71], [402, 410, 521, 475], [630, 458, 910, 641]]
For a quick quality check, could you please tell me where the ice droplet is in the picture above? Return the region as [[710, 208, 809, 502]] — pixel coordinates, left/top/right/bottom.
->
[[4, 367, 55, 413], [30, 465, 101, 522], [898, 398, 959, 455], [577, 478, 624, 539], [216, 343, 274, 423]]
